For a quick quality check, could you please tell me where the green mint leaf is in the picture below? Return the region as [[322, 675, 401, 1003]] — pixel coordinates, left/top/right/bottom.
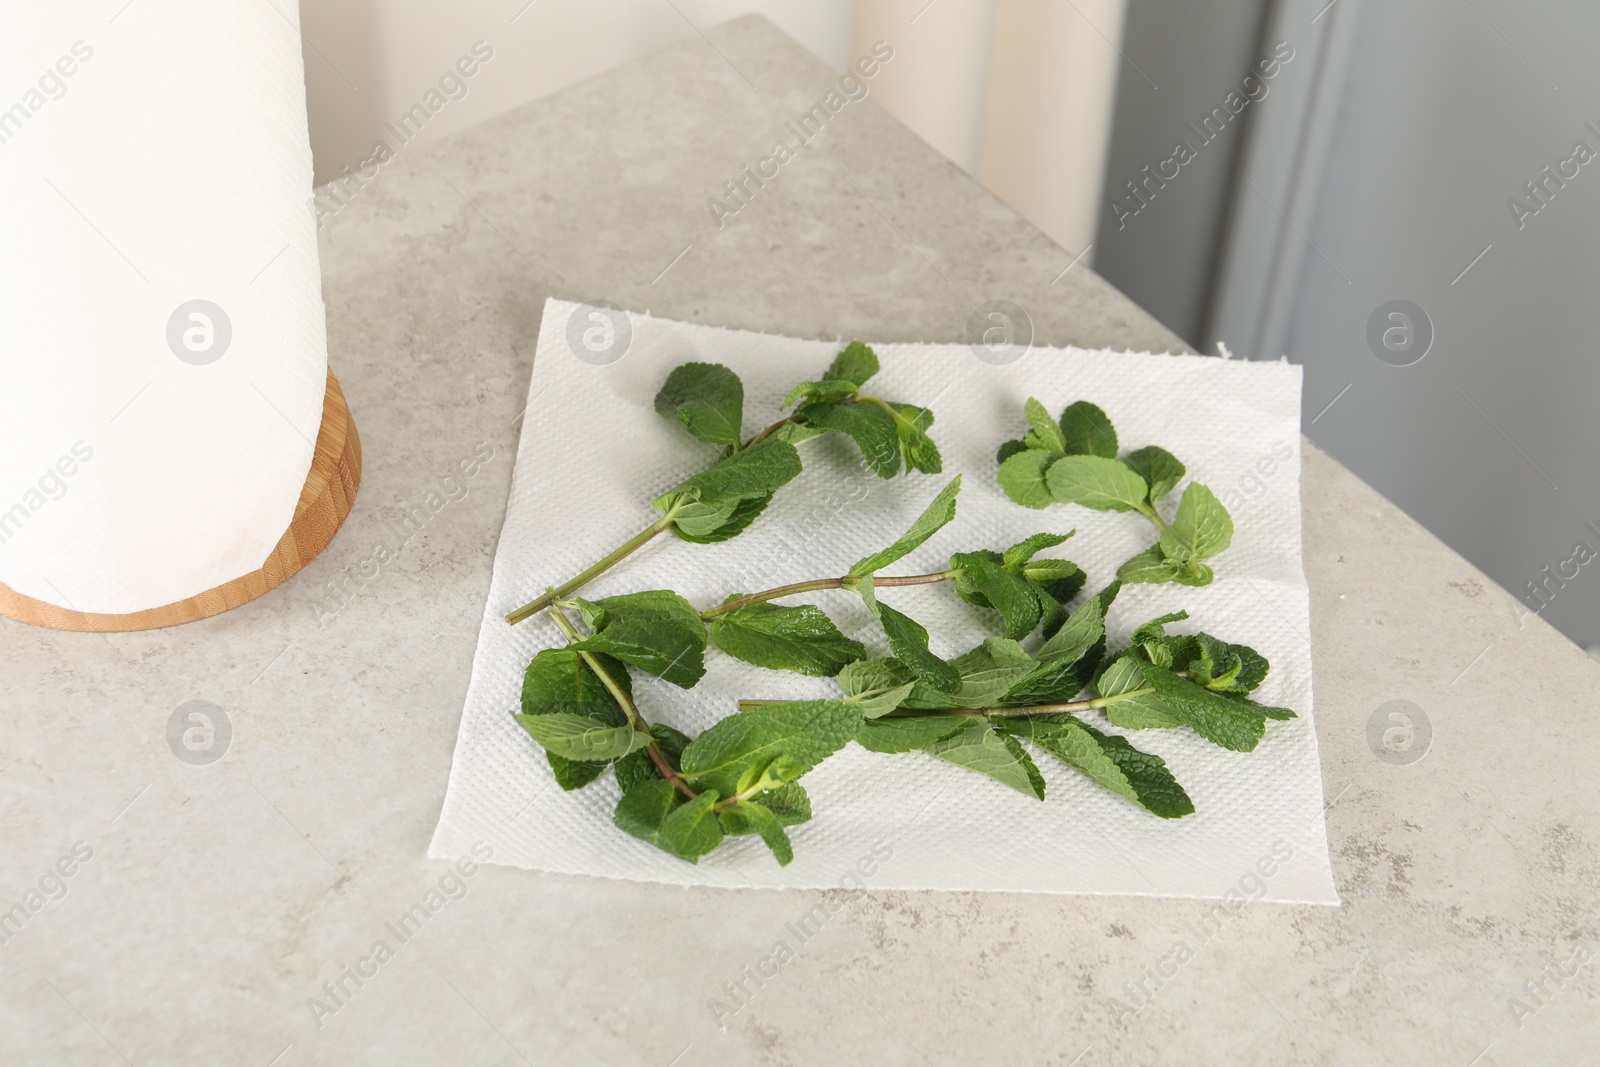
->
[[734, 750, 801, 798], [613, 778, 683, 849], [752, 781, 812, 825], [888, 402, 943, 474], [1001, 531, 1072, 569], [998, 449, 1056, 509], [654, 362, 744, 448], [951, 551, 1041, 640], [1103, 702, 1183, 731], [615, 779, 725, 862], [1004, 733, 1048, 798], [1033, 571, 1089, 628], [1213, 689, 1297, 720], [1046, 455, 1149, 512], [1167, 561, 1216, 587], [1095, 653, 1183, 729], [1037, 593, 1107, 664], [1123, 445, 1185, 504], [1001, 650, 1087, 708], [709, 600, 866, 677], [662, 496, 740, 539], [1001, 594, 1107, 705], [1171, 632, 1268, 692], [996, 438, 1029, 464], [1139, 665, 1267, 752], [677, 699, 862, 797], [569, 590, 708, 689], [1085, 724, 1194, 817], [824, 341, 880, 387], [717, 799, 794, 866], [1117, 544, 1183, 585], [904, 637, 1038, 709], [848, 476, 961, 577], [1058, 401, 1118, 458], [1160, 482, 1233, 570], [521, 648, 630, 725], [855, 714, 967, 753], [659, 790, 725, 861], [1091, 648, 1137, 690], [1022, 429, 1057, 452], [801, 400, 901, 478], [614, 724, 692, 793], [766, 420, 826, 446], [1091, 578, 1124, 614], [1000, 717, 1192, 818], [673, 493, 773, 544], [654, 436, 803, 533], [837, 657, 917, 718], [866, 595, 961, 694], [1020, 558, 1080, 583], [1218, 641, 1269, 691], [1024, 397, 1066, 453], [923, 719, 1045, 799], [1130, 610, 1189, 648], [851, 681, 918, 718], [544, 752, 609, 791], [783, 378, 860, 409], [684, 436, 804, 500], [838, 656, 915, 695], [515, 713, 652, 761]]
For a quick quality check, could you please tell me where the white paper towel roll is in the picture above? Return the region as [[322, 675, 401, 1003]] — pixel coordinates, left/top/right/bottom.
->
[[0, 1, 327, 615]]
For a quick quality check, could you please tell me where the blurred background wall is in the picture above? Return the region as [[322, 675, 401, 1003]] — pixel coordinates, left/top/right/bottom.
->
[[299, 0, 1600, 654]]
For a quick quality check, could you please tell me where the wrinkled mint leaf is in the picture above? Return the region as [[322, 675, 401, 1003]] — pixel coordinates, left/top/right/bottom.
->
[[802, 400, 901, 478], [998, 449, 1055, 509], [569, 590, 707, 688], [709, 600, 865, 677], [654, 362, 743, 448], [678, 699, 862, 797], [849, 477, 962, 578], [1123, 445, 1185, 504], [923, 719, 1045, 799], [1046, 455, 1149, 513], [1058, 401, 1118, 458]]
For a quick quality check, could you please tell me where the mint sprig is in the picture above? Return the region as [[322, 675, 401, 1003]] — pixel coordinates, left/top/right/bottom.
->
[[696, 479, 1088, 687], [517, 580, 1292, 861], [505, 343, 942, 624], [519, 606, 854, 866], [997, 398, 1234, 586], [508, 365, 1299, 867], [736, 588, 1291, 821]]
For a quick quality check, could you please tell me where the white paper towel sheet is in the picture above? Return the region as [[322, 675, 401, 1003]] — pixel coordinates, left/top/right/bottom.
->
[[431, 298, 1338, 903], [0, 2, 326, 613]]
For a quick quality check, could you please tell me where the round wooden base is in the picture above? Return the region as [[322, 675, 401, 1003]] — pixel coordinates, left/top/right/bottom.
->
[[0, 370, 361, 632]]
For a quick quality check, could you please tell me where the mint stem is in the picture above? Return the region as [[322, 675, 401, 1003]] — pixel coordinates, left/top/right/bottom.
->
[[736, 675, 1189, 718], [744, 414, 798, 448], [701, 570, 956, 620], [548, 606, 697, 799], [506, 414, 818, 626], [1135, 502, 1170, 532], [506, 516, 673, 625], [878, 688, 1156, 718]]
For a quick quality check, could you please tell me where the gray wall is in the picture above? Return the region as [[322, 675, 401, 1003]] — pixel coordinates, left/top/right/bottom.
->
[[1094, 0, 1272, 345], [1098, 0, 1600, 649], [1271, 0, 1600, 647]]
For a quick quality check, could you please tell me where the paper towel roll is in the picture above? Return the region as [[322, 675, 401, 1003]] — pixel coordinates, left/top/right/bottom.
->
[[0, 1, 327, 615]]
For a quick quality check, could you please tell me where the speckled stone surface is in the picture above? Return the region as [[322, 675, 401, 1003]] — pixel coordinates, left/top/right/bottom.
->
[[3, 16, 1597, 1066]]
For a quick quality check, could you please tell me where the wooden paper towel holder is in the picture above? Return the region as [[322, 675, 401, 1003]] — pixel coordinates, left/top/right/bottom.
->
[[0, 370, 361, 632]]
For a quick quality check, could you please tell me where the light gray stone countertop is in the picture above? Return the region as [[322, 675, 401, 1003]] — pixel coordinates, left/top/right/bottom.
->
[[4, 15, 1597, 1067]]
